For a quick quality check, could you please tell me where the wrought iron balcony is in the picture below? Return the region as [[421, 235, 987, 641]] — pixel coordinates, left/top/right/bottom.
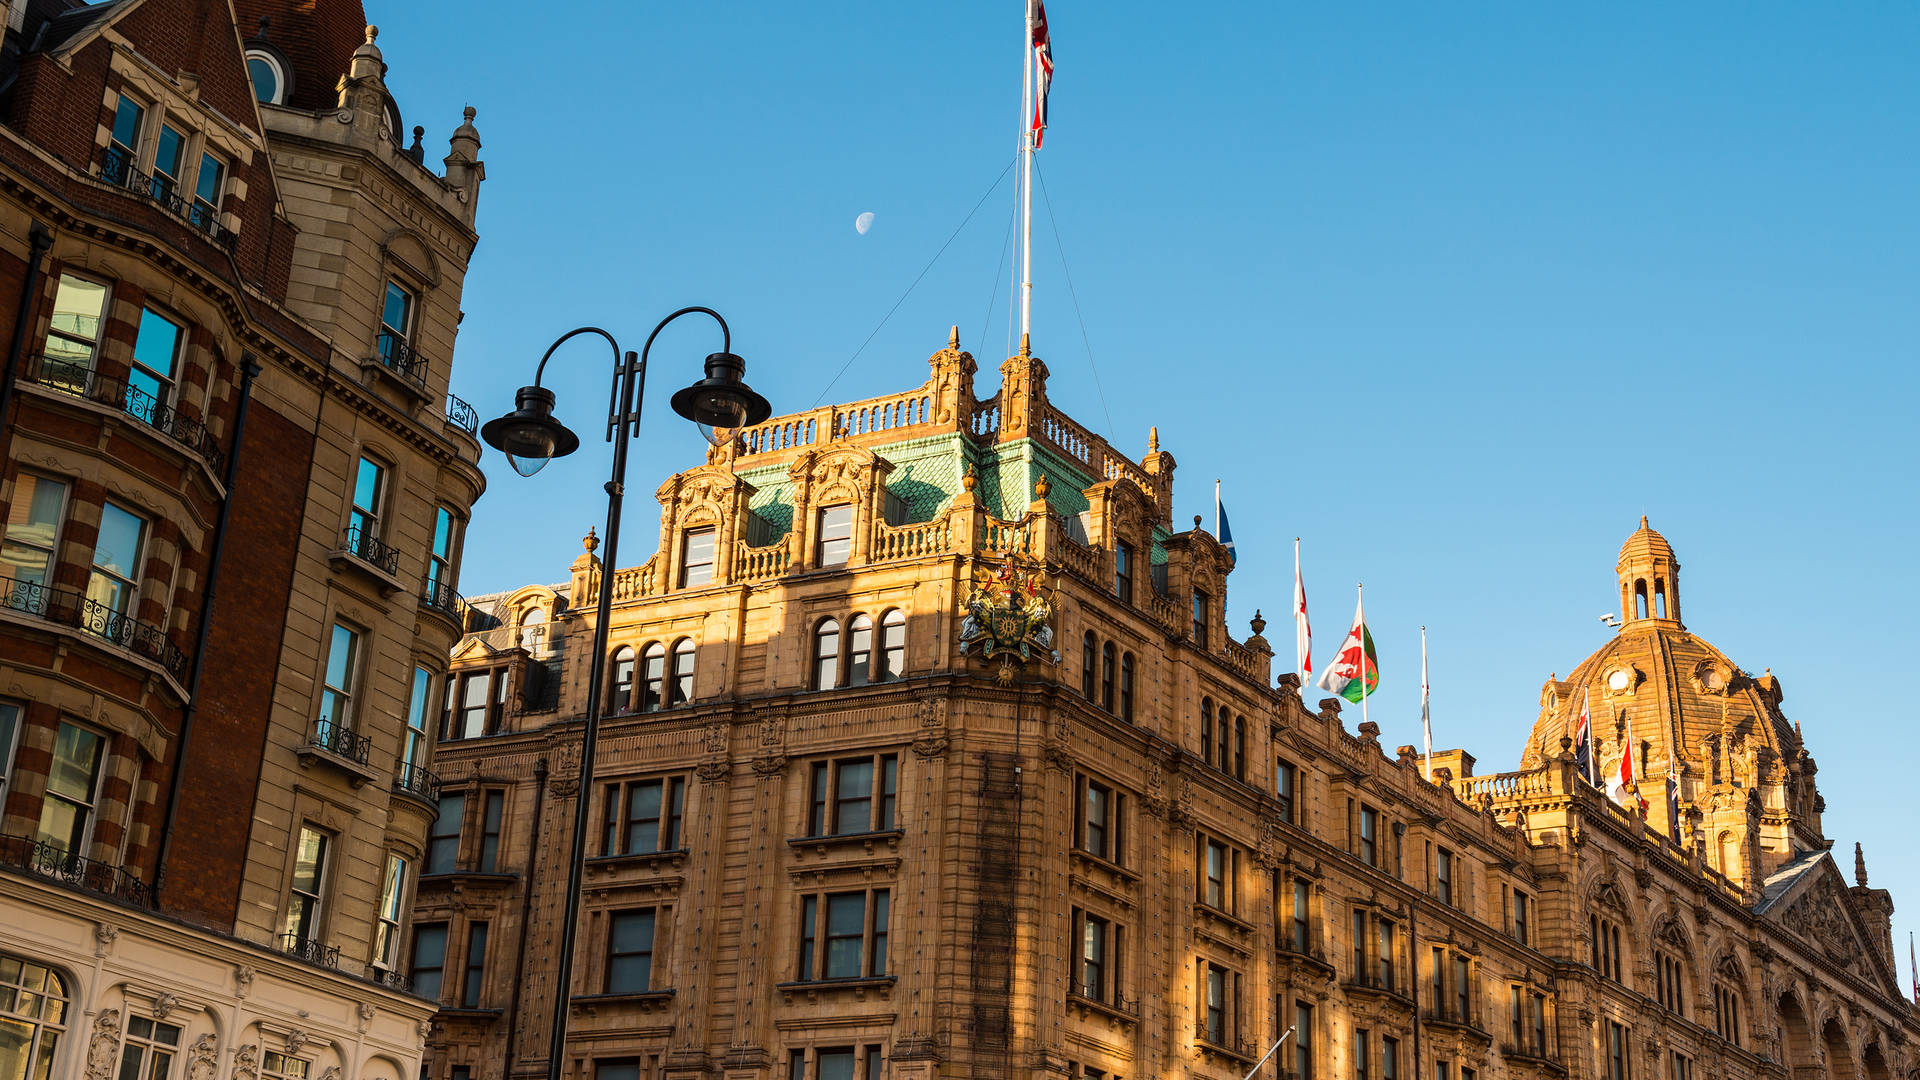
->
[[280, 933, 340, 970], [22, 355, 226, 471], [420, 577, 468, 626], [1500, 1041, 1560, 1067], [446, 393, 479, 434], [375, 331, 429, 390], [100, 146, 236, 251], [310, 718, 373, 766], [393, 760, 441, 802], [0, 833, 154, 907], [0, 578, 189, 681], [1423, 1003, 1488, 1035], [367, 966, 410, 992], [340, 525, 401, 577]]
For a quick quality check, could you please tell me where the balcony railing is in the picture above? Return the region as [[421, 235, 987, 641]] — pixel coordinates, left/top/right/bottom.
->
[[22, 355, 226, 471], [393, 760, 441, 802], [375, 331, 429, 390], [0, 578, 189, 681], [311, 718, 373, 766], [421, 577, 468, 626], [446, 393, 478, 434], [1500, 1041, 1560, 1066], [101, 146, 236, 251], [0, 833, 153, 907], [341, 525, 401, 576], [1423, 1004, 1487, 1033], [367, 966, 410, 992], [280, 933, 340, 970]]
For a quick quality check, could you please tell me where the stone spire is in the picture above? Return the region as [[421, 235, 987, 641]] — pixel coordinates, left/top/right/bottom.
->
[[1855, 841, 1868, 886]]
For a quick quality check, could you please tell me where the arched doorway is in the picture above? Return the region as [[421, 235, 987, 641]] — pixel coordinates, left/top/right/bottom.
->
[[1862, 1042, 1890, 1080]]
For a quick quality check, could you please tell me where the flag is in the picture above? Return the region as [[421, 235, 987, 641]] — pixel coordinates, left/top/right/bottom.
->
[[1664, 740, 1682, 843], [1314, 597, 1377, 704], [1293, 540, 1311, 684], [1420, 627, 1432, 780], [1215, 481, 1235, 565], [1611, 715, 1644, 813], [1029, 0, 1053, 148], [1909, 933, 1917, 1004], [1573, 689, 1595, 785]]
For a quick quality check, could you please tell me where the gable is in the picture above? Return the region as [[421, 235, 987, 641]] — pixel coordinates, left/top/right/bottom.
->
[[1760, 854, 1897, 996]]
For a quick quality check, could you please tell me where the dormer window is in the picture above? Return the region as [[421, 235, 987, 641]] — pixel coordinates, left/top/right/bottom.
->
[[107, 95, 144, 181], [1191, 588, 1210, 648], [679, 527, 716, 587], [151, 121, 187, 199], [247, 51, 287, 105], [816, 504, 853, 567], [1114, 542, 1133, 603]]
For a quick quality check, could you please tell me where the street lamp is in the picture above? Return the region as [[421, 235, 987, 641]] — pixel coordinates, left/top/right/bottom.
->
[[480, 307, 771, 1080]]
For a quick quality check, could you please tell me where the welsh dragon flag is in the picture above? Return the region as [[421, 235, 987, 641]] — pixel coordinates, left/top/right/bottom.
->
[[1314, 597, 1378, 704]]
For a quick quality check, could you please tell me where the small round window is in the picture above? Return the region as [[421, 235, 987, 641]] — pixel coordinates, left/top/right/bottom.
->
[[247, 52, 284, 104]]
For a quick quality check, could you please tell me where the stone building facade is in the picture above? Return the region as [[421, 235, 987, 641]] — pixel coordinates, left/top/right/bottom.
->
[[0, 0, 484, 1076], [421, 341, 1917, 1080]]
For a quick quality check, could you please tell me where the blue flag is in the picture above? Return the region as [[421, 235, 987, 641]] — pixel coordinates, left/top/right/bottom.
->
[[1215, 480, 1236, 565]]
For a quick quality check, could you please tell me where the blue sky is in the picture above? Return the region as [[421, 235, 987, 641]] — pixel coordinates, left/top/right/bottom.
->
[[378, 3, 1920, 976]]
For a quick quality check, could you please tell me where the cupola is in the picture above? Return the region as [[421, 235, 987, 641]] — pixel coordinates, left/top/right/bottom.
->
[[1616, 516, 1681, 628]]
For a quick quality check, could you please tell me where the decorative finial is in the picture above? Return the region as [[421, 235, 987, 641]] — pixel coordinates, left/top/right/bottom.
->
[[256, 14, 270, 37], [1148, 426, 1159, 452], [962, 465, 977, 491], [1854, 842, 1867, 886], [949, 325, 960, 350], [1640, 514, 1649, 529], [583, 527, 599, 555], [1193, 515, 1202, 528], [365, 24, 379, 44], [1250, 610, 1267, 636], [1018, 332, 1031, 357], [463, 105, 477, 124], [1034, 475, 1051, 498]]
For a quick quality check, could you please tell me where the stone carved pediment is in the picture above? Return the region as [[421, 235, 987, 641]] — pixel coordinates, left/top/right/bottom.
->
[[1768, 859, 1896, 994]]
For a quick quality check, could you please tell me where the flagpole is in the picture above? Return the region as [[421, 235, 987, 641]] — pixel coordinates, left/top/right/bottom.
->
[[1293, 537, 1309, 699], [1018, 0, 1036, 344], [1357, 582, 1368, 733], [1420, 625, 1431, 781]]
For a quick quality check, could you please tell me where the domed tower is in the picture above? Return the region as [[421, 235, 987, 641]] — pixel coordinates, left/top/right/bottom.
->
[[1617, 515, 1681, 627], [1520, 519, 1823, 896]]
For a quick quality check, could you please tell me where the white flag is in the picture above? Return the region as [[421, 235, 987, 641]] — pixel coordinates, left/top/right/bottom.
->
[[1421, 627, 1432, 780]]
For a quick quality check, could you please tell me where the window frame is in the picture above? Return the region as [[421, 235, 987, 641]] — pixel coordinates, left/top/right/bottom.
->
[[121, 1014, 183, 1080], [601, 775, 687, 856], [44, 274, 109, 379], [846, 614, 873, 687], [372, 852, 408, 970], [1071, 906, 1123, 1005], [461, 920, 489, 1007], [85, 498, 148, 618], [679, 526, 717, 587], [1275, 758, 1296, 823], [640, 642, 666, 711], [410, 922, 449, 1001], [812, 618, 841, 689], [427, 792, 464, 874], [1, 472, 69, 591], [796, 887, 890, 982], [1118, 652, 1134, 722], [348, 454, 388, 549], [606, 907, 657, 994], [1099, 642, 1115, 711], [280, 823, 332, 948], [318, 621, 362, 737], [806, 753, 898, 837], [1114, 541, 1133, 603], [246, 49, 287, 104], [1073, 773, 1124, 865], [35, 719, 106, 855], [1359, 804, 1379, 866], [669, 637, 696, 705], [877, 608, 906, 681], [1191, 588, 1210, 647], [815, 503, 854, 567]]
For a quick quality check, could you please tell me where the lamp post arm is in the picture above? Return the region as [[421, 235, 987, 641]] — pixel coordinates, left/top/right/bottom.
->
[[530, 325, 621, 388]]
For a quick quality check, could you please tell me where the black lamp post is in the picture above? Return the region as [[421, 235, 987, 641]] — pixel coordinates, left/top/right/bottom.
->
[[480, 307, 771, 1080]]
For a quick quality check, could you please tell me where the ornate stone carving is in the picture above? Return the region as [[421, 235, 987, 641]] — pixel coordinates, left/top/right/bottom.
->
[[94, 923, 117, 952], [150, 992, 179, 1020], [696, 759, 732, 783], [759, 714, 784, 746], [1141, 760, 1167, 818], [958, 556, 1058, 684], [231, 1044, 260, 1080], [1167, 775, 1196, 827], [1780, 877, 1868, 967], [285, 1029, 311, 1056], [85, 1009, 122, 1079], [1253, 818, 1283, 869], [318, 1068, 341, 1080], [357, 1001, 376, 1024], [751, 754, 787, 777], [704, 721, 727, 755], [185, 1034, 218, 1080], [909, 731, 949, 759], [234, 964, 256, 997]]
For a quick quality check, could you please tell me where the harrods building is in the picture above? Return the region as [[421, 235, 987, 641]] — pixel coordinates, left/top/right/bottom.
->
[[0, 0, 487, 1076], [418, 333, 1920, 1080]]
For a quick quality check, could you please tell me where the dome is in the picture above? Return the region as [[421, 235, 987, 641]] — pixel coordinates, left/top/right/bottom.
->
[[1616, 514, 1676, 570]]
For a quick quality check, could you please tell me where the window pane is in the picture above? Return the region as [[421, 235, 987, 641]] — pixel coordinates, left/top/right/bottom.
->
[[247, 57, 278, 102], [195, 153, 223, 206], [111, 97, 143, 149], [834, 760, 873, 834], [824, 893, 865, 977], [817, 505, 853, 566], [818, 1051, 856, 1080], [1, 476, 65, 588], [92, 502, 144, 584], [131, 308, 181, 389], [153, 125, 185, 181], [680, 528, 716, 586], [47, 276, 107, 364], [382, 281, 412, 335], [45, 723, 102, 802]]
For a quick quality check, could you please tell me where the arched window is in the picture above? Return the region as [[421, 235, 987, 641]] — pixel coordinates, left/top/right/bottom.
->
[[878, 609, 906, 680], [670, 639, 696, 706], [1654, 578, 1667, 619], [1100, 643, 1116, 711], [639, 643, 666, 712], [813, 619, 841, 690], [609, 646, 634, 713], [1201, 698, 1215, 762], [1634, 580, 1649, 620], [0, 954, 66, 1074], [847, 615, 873, 687], [1233, 714, 1246, 779], [1081, 633, 1097, 699], [1119, 653, 1135, 722]]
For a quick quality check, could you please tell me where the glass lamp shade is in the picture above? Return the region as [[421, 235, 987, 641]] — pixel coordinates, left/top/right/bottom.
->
[[670, 352, 772, 429], [480, 385, 580, 477]]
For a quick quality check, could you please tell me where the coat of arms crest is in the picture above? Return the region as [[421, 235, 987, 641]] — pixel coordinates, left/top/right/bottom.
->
[[959, 556, 1059, 685]]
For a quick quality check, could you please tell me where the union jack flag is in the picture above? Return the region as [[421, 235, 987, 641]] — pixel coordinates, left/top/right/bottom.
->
[[1030, 1, 1053, 148]]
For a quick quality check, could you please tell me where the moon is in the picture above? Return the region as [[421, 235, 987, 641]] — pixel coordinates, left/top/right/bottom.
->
[[854, 211, 875, 235]]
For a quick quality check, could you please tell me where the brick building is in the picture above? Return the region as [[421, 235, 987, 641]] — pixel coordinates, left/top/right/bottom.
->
[[0, 0, 485, 1076], [421, 332, 1919, 1080]]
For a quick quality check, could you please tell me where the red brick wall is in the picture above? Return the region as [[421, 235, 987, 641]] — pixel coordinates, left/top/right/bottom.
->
[[161, 398, 312, 930]]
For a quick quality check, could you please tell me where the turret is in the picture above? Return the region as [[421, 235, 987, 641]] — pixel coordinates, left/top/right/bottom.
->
[[1617, 515, 1681, 627]]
